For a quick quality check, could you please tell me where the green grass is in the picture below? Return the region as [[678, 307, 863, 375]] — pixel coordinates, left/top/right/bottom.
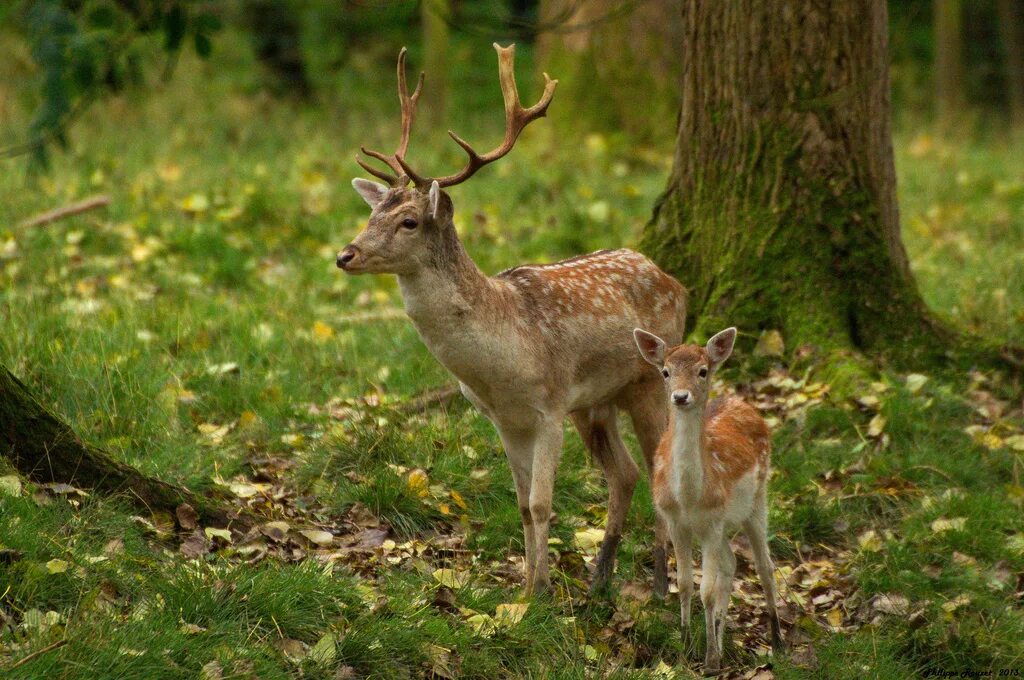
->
[[2, 30, 1024, 678]]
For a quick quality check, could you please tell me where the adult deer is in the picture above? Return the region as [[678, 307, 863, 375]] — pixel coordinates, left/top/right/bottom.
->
[[337, 44, 686, 596], [633, 327, 784, 674]]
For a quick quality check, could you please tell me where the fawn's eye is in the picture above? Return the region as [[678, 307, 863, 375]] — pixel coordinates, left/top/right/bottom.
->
[[401, 218, 418, 229], [661, 368, 670, 379], [698, 367, 708, 378]]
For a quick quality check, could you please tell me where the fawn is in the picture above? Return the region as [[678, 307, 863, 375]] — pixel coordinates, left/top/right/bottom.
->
[[337, 44, 687, 596], [633, 327, 783, 674]]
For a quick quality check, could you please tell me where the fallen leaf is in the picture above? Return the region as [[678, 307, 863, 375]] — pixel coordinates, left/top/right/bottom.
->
[[46, 558, 70, 574], [200, 660, 223, 680], [867, 414, 886, 438], [300, 529, 334, 547], [180, 530, 210, 559], [260, 521, 291, 542], [204, 527, 233, 542], [308, 632, 337, 665], [753, 329, 785, 357], [857, 529, 882, 552], [312, 320, 334, 342], [0, 475, 22, 497], [905, 373, 929, 394], [494, 602, 528, 629], [574, 527, 606, 555], [941, 594, 971, 613], [433, 568, 469, 589], [872, 593, 910, 615], [930, 517, 967, 533], [175, 503, 198, 531]]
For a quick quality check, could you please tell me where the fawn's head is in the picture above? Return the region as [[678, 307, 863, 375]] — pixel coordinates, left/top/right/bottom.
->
[[338, 43, 557, 276], [634, 327, 737, 410]]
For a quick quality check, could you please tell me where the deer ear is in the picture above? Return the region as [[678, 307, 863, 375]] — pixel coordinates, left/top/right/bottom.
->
[[634, 328, 667, 367], [352, 178, 389, 208], [428, 181, 441, 220], [706, 327, 737, 366]]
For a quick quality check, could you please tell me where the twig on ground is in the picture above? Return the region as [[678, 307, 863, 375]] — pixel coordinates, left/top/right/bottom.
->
[[395, 385, 464, 415], [7, 639, 68, 670], [19, 195, 111, 229]]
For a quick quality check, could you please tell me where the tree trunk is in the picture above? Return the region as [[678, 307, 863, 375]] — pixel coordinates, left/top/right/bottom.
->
[[421, 0, 449, 124], [1, 366, 239, 526], [246, 0, 312, 99], [642, 0, 945, 367], [536, 0, 682, 142], [934, 0, 965, 129], [998, 0, 1024, 128]]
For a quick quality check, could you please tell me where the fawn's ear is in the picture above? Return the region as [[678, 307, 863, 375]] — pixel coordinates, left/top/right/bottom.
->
[[706, 327, 737, 366], [428, 181, 441, 220], [352, 178, 389, 208], [634, 328, 667, 367]]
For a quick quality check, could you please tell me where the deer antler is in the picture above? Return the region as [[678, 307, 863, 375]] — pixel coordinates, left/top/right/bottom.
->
[[396, 43, 558, 189], [356, 47, 424, 186]]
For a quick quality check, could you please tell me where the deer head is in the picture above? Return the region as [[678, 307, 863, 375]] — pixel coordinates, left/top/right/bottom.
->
[[337, 44, 557, 275], [634, 327, 737, 409]]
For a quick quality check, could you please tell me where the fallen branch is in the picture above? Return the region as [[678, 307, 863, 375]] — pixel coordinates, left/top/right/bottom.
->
[[0, 365, 247, 528], [19, 194, 110, 229], [394, 384, 464, 415], [7, 639, 68, 670]]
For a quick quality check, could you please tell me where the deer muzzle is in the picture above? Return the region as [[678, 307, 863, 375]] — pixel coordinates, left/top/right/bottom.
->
[[336, 245, 359, 271]]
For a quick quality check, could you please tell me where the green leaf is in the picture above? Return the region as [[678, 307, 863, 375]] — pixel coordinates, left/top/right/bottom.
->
[[163, 5, 186, 52]]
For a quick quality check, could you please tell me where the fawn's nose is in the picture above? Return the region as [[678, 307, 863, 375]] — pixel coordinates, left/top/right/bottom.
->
[[671, 390, 692, 406], [336, 246, 357, 270]]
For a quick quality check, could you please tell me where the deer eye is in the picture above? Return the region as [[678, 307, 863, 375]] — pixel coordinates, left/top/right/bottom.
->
[[400, 218, 418, 229], [698, 367, 708, 378], [661, 368, 670, 379]]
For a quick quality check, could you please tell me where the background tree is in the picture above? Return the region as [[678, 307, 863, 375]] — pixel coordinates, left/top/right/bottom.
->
[[934, 0, 965, 129], [642, 0, 956, 373], [998, 0, 1024, 127]]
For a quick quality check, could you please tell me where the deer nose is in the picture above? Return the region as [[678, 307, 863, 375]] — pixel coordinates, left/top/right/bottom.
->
[[336, 246, 357, 270], [671, 391, 691, 406]]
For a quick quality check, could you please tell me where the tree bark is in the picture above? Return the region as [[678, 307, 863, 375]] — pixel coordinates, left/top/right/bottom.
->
[[642, 0, 945, 366], [1, 366, 240, 526], [998, 0, 1024, 128], [934, 0, 965, 129], [421, 0, 449, 125]]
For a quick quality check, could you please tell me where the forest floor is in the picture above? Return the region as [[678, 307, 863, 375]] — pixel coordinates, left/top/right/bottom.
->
[[2, 40, 1024, 679]]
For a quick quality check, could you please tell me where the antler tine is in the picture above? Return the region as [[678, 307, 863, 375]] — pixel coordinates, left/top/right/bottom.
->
[[426, 43, 558, 189], [356, 47, 425, 186]]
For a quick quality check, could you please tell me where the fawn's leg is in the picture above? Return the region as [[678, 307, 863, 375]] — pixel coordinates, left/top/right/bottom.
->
[[670, 523, 694, 649], [700, 525, 726, 675], [497, 425, 537, 591], [744, 489, 784, 654], [714, 534, 735, 659], [527, 418, 564, 594], [623, 379, 671, 598], [572, 405, 640, 592]]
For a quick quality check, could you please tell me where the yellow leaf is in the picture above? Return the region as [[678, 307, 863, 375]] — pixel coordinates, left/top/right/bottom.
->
[[826, 608, 843, 630], [299, 530, 334, 547], [312, 320, 334, 342], [857, 529, 882, 552], [494, 603, 529, 629], [180, 193, 209, 214], [574, 527, 605, 555], [433, 568, 469, 589], [46, 558, 70, 574], [941, 594, 971, 613], [450, 490, 468, 510], [407, 469, 429, 498], [931, 517, 967, 533], [867, 414, 886, 438], [905, 373, 929, 394], [204, 527, 232, 542], [753, 329, 785, 357]]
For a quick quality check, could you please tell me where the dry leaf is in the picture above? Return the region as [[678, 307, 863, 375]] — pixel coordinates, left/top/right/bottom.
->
[[930, 517, 967, 533]]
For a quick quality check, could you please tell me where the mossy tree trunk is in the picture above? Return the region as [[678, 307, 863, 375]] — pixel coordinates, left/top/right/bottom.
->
[[642, 0, 945, 366], [1, 366, 238, 526]]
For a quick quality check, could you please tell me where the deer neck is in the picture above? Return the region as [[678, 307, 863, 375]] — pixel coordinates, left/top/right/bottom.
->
[[670, 407, 706, 503], [396, 225, 493, 339]]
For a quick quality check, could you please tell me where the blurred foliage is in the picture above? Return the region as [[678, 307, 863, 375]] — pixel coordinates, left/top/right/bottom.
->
[[4, 0, 221, 167]]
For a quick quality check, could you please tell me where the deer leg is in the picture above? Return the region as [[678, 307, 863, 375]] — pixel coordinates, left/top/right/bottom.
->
[[700, 526, 726, 675], [744, 490, 784, 655], [572, 406, 639, 593], [527, 418, 564, 595], [624, 379, 671, 598], [670, 523, 694, 653], [714, 535, 735, 660], [497, 426, 537, 592]]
